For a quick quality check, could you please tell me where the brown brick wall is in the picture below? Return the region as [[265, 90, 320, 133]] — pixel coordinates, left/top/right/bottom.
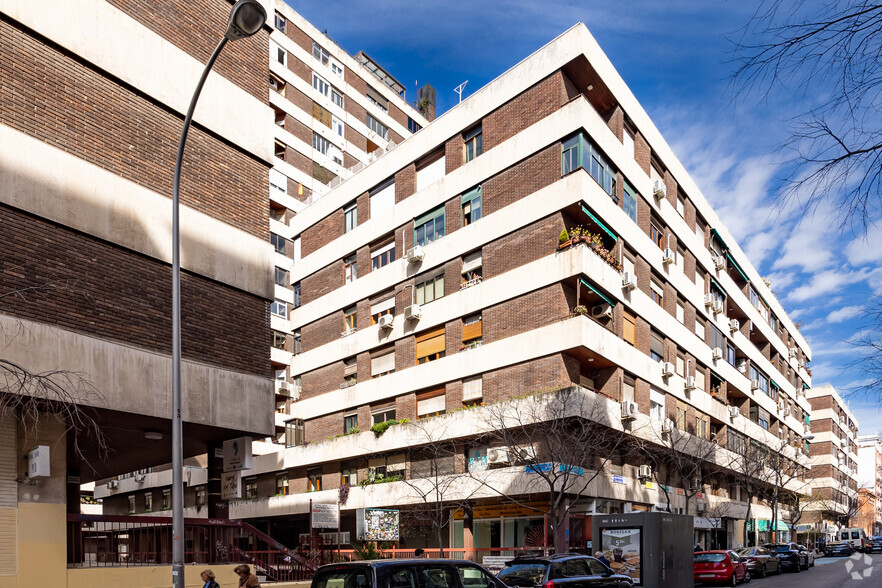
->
[[482, 145, 560, 216], [107, 0, 268, 102], [483, 213, 565, 279], [301, 209, 343, 257], [0, 204, 269, 377], [483, 284, 569, 344], [482, 354, 579, 404], [301, 312, 343, 353], [301, 262, 343, 305], [304, 412, 344, 443], [301, 362, 343, 400], [0, 20, 268, 239], [483, 72, 567, 151]]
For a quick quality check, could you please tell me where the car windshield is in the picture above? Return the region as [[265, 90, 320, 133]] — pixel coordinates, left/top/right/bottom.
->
[[774, 546, 792, 553], [313, 567, 371, 588], [735, 548, 754, 556], [694, 553, 726, 563], [497, 563, 546, 587]]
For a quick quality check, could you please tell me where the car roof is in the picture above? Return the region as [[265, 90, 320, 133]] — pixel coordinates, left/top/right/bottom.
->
[[318, 559, 478, 569], [505, 554, 589, 563]]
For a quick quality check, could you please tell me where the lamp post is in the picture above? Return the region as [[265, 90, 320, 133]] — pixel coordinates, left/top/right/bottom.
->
[[170, 2, 265, 587]]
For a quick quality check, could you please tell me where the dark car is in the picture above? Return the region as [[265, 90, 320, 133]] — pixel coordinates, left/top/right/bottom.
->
[[795, 544, 814, 567], [763, 544, 806, 572], [735, 547, 780, 577], [825, 542, 856, 557], [497, 554, 634, 588], [865, 536, 882, 554], [312, 560, 508, 588], [693, 551, 750, 586]]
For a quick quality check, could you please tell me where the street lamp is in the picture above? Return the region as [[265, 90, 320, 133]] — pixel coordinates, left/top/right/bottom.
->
[[170, 2, 265, 587]]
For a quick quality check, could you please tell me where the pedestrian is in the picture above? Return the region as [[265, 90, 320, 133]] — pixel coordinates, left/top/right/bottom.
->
[[594, 551, 611, 567], [234, 564, 260, 588], [201, 569, 220, 588], [694, 542, 702, 552], [414, 548, 425, 558]]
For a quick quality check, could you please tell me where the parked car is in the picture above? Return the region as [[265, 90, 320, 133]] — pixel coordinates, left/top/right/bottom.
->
[[694, 551, 750, 586], [312, 560, 509, 588], [838, 527, 868, 552], [795, 544, 814, 567], [735, 547, 780, 578], [864, 536, 882, 554], [825, 542, 856, 557], [763, 544, 806, 572], [497, 554, 634, 588]]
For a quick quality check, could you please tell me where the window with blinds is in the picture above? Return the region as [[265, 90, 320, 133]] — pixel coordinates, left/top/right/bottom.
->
[[650, 330, 665, 362], [462, 376, 482, 402], [623, 309, 636, 346], [462, 313, 482, 343], [371, 351, 395, 378], [416, 327, 445, 363], [417, 391, 446, 416]]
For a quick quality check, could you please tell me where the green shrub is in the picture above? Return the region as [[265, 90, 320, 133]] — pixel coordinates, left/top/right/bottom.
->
[[558, 229, 570, 243], [370, 419, 400, 437]]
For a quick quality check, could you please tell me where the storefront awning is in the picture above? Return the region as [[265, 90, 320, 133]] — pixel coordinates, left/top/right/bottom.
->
[[581, 205, 618, 242], [580, 278, 616, 308]]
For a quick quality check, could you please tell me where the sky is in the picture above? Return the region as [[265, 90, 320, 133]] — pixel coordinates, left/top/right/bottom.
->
[[286, 0, 882, 434]]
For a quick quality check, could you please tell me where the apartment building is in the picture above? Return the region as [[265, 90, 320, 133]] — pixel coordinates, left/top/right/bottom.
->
[[0, 0, 274, 585], [805, 385, 861, 539], [98, 22, 816, 553], [857, 434, 882, 534]]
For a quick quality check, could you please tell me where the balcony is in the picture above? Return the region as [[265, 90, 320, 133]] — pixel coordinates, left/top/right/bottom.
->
[[557, 227, 621, 271]]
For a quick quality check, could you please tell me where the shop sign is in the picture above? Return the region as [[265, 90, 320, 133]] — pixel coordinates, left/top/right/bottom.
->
[[643, 481, 655, 489], [676, 488, 685, 495], [453, 501, 547, 519], [221, 471, 241, 499], [311, 503, 339, 529], [612, 475, 626, 484], [222, 436, 252, 472]]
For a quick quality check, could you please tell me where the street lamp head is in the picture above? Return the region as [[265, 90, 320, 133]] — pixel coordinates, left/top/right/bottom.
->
[[801, 434, 815, 441], [224, 0, 267, 41]]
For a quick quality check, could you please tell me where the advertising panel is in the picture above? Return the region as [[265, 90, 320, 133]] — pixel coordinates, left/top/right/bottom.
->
[[312, 503, 339, 529], [221, 471, 241, 499], [600, 527, 642, 584], [356, 508, 399, 541]]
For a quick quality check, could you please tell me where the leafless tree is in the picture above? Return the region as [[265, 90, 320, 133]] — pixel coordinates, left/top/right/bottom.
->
[[764, 439, 805, 542], [400, 416, 483, 556], [471, 387, 630, 553], [725, 436, 774, 546], [780, 481, 819, 544]]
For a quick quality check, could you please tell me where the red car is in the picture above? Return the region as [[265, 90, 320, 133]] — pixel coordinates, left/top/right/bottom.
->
[[694, 550, 751, 586]]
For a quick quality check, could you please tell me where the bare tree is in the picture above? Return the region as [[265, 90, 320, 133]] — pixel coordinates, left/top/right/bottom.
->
[[780, 481, 819, 545], [764, 439, 805, 542], [471, 387, 630, 553], [400, 416, 482, 556], [726, 436, 774, 546]]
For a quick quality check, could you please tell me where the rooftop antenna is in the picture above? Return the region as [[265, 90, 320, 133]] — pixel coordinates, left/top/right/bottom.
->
[[454, 80, 468, 104]]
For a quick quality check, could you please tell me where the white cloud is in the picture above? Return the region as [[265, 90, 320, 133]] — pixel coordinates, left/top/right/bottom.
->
[[826, 305, 863, 323], [785, 268, 872, 302], [846, 222, 882, 266]]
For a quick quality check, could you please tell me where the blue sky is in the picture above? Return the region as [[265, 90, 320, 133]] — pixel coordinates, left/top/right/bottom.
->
[[286, 0, 882, 434]]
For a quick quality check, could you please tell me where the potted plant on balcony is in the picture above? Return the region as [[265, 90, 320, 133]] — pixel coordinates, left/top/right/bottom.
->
[[573, 305, 589, 317], [558, 229, 571, 249]]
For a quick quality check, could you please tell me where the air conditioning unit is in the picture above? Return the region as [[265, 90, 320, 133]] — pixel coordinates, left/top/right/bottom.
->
[[712, 300, 724, 314], [728, 406, 740, 419], [788, 347, 798, 358], [662, 248, 675, 264], [840, 415, 847, 425], [729, 319, 740, 332], [662, 418, 675, 434], [377, 313, 394, 328], [783, 407, 791, 418], [684, 376, 696, 390], [798, 359, 806, 369], [638, 465, 652, 479], [406, 246, 425, 263], [704, 294, 714, 307], [777, 400, 786, 412], [591, 303, 613, 319], [621, 400, 638, 420], [661, 362, 675, 377], [652, 179, 666, 199], [840, 437, 848, 447], [750, 379, 759, 390], [712, 347, 723, 361], [689, 478, 701, 491], [622, 272, 637, 291], [134, 474, 146, 483], [106, 480, 119, 490], [737, 359, 748, 373], [486, 448, 510, 465], [803, 424, 811, 435], [404, 305, 422, 321], [713, 254, 726, 270]]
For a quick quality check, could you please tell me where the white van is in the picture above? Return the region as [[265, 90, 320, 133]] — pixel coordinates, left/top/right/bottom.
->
[[839, 527, 868, 551]]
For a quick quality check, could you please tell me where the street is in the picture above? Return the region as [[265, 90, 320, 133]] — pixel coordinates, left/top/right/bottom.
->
[[698, 553, 882, 587]]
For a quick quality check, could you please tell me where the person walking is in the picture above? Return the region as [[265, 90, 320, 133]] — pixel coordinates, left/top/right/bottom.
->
[[594, 551, 611, 567], [201, 570, 220, 588], [694, 542, 703, 552], [235, 564, 261, 588]]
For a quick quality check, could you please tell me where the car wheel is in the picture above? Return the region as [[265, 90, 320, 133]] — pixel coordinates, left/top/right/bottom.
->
[[744, 570, 751, 583], [795, 562, 801, 573], [730, 572, 738, 587], [760, 565, 767, 578]]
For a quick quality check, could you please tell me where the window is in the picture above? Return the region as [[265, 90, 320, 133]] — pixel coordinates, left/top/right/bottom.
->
[[695, 318, 706, 341], [623, 181, 638, 223], [622, 377, 635, 403], [366, 85, 389, 113], [623, 129, 635, 158], [372, 407, 396, 424], [313, 73, 330, 97], [244, 478, 257, 499], [272, 331, 286, 350], [416, 151, 446, 191], [371, 351, 395, 378], [414, 206, 445, 246], [750, 287, 770, 322], [344, 254, 357, 284], [343, 306, 357, 334], [370, 295, 395, 324], [408, 117, 422, 133], [461, 185, 482, 225], [416, 273, 444, 305], [709, 324, 726, 353], [749, 365, 771, 398], [650, 388, 665, 421], [293, 330, 301, 355], [344, 201, 357, 233], [371, 242, 395, 270], [369, 178, 395, 217], [344, 413, 358, 434], [676, 247, 685, 274], [330, 58, 344, 78], [727, 429, 747, 455], [417, 391, 446, 416], [270, 74, 285, 95], [331, 88, 343, 108], [676, 401, 687, 430], [623, 309, 636, 346], [696, 414, 708, 439], [650, 330, 665, 362], [462, 375, 482, 403], [464, 125, 483, 162], [695, 368, 706, 391], [271, 299, 287, 318], [676, 194, 685, 217], [128, 495, 135, 514], [726, 342, 736, 367], [623, 250, 635, 277], [274, 12, 286, 31], [750, 405, 770, 430], [271, 232, 287, 254], [650, 221, 664, 249], [366, 113, 389, 139], [462, 313, 482, 347], [274, 267, 288, 286], [650, 277, 664, 307], [561, 133, 617, 197], [676, 354, 685, 377], [276, 475, 289, 496], [416, 327, 446, 364], [270, 40, 286, 66], [461, 251, 482, 288], [307, 470, 322, 492], [285, 418, 304, 447], [312, 42, 329, 65], [341, 468, 357, 486], [676, 300, 685, 324], [293, 282, 301, 308], [144, 493, 153, 512], [332, 116, 344, 137], [313, 132, 331, 155]]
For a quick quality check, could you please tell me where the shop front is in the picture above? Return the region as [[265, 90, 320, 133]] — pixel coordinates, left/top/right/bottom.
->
[[746, 519, 791, 545], [452, 502, 547, 550]]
